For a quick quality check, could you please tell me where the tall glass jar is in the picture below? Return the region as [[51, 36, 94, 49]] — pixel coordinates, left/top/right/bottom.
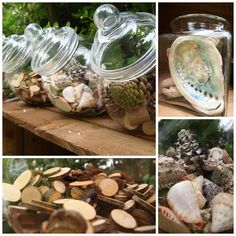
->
[[3, 32, 50, 106], [159, 14, 232, 116], [91, 4, 156, 135], [26, 24, 104, 115]]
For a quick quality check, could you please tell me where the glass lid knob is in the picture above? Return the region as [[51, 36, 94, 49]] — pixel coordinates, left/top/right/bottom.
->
[[24, 23, 43, 41]]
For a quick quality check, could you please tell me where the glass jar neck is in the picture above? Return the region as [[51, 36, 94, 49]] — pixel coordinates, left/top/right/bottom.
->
[[170, 14, 230, 33]]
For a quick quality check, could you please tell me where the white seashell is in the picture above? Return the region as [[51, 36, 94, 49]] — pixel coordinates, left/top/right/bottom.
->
[[196, 191, 206, 209], [192, 175, 204, 192], [74, 83, 85, 101], [62, 86, 75, 103], [167, 180, 203, 224], [160, 77, 175, 88], [208, 147, 223, 160], [161, 87, 182, 98], [211, 193, 233, 233], [78, 92, 97, 110]]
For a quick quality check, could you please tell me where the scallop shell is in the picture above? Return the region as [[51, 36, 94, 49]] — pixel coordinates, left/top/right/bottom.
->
[[62, 86, 75, 103], [168, 36, 224, 115], [211, 193, 233, 233], [78, 92, 97, 110], [167, 180, 203, 224]]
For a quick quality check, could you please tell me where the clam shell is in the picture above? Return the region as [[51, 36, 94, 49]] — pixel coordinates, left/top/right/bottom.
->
[[78, 92, 97, 110], [211, 193, 233, 233], [167, 180, 203, 224], [62, 86, 75, 103], [74, 84, 85, 101]]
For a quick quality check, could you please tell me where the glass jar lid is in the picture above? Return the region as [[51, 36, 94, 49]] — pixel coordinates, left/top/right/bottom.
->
[[91, 4, 156, 81], [26, 23, 79, 76], [3, 34, 32, 73]]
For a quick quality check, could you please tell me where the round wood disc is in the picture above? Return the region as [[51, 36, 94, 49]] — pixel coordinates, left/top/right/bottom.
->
[[69, 180, 94, 187], [96, 195, 124, 208], [114, 194, 128, 202], [43, 167, 61, 177], [98, 178, 119, 197], [108, 173, 121, 178], [111, 209, 137, 229], [54, 97, 72, 112], [147, 192, 156, 205], [132, 195, 155, 214], [127, 183, 138, 189], [92, 219, 107, 232], [13, 170, 33, 190], [134, 225, 156, 233], [11, 80, 20, 88], [30, 174, 41, 186], [97, 172, 107, 177], [53, 180, 66, 193], [48, 167, 71, 179], [93, 175, 107, 186], [136, 183, 149, 193], [31, 200, 58, 209], [123, 199, 136, 212], [29, 85, 40, 93], [39, 185, 50, 196], [3, 183, 21, 202], [44, 189, 62, 203], [63, 199, 96, 220], [53, 199, 72, 205], [21, 186, 42, 203], [17, 73, 25, 82]]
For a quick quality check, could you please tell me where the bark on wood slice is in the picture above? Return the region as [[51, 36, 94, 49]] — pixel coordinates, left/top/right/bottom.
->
[[92, 218, 107, 232], [134, 225, 156, 233], [31, 200, 58, 209], [43, 167, 61, 177], [69, 180, 94, 187], [20, 202, 54, 213], [93, 175, 107, 186], [96, 194, 124, 207], [30, 174, 41, 186], [126, 187, 144, 198], [132, 195, 155, 214], [99, 178, 119, 197], [53, 180, 66, 193], [146, 192, 156, 205], [127, 183, 138, 189], [120, 188, 133, 198], [130, 208, 155, 226], [3, 183, 21, 202], [136, 183, 149, 193], [143, 185, 155, 199], [114, 194, 128, 202], [71, 187, 85, 200], [13, 170, 33, 190], [11, 80, 21, 88], [111, 209, 137, 229], [21, 186, 42, 203], [44, 189, 62, 203], [142, 121, 155, 136], [123, 199, 136, 212], [63, 199, 96, 220], [108, 173, 122, 178], [53, 198, 72, 205], [39, 185, 50, 196], [48, 167, 71, 179], [97, 172, 107, 177]]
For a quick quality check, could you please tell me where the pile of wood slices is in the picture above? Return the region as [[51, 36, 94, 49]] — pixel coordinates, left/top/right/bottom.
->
[[3, 164, 156, 233]]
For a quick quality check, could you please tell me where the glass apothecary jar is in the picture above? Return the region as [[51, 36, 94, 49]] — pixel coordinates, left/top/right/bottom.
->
[[159, 14, 232, 116], [3, 33, 50, 106], [26, 24, 104, 115], [91, 4, 156, 135]]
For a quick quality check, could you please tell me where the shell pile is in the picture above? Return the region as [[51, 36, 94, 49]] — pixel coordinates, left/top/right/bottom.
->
[[161, 35, 225, 116], [43, 59, 104, 115], [158, 129, 233, 233]]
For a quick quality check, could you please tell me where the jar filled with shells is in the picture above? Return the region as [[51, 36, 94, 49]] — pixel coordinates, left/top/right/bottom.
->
[[26, 24, 104, 115], [91, 4, 156, 135], [159, 14, 232, 116], [3, 32, 50, 106]]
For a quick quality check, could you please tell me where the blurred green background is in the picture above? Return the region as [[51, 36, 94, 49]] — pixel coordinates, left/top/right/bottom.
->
[[158, 119, 233, 157]]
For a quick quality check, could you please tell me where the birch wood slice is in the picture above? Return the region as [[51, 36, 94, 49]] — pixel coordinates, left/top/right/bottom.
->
[[63, 199, 96, 220], [48, 167, 71, 179], [111, 209, 137, 229], [3, 183, 21, 202], [53, 180, 66, 193], [43, 167, 61, 177], [13, 170, 33, 190], [30, 174, 41, 186], [69, 180, 94, 187], [108, 173, 121, 178], [44, 189, 62, 203], [99, 178, 119, 197], [53, 198, 72, 205], [21, 186, 42, 203], [134, 225, 156, 233], [136, 183, 149, 193], [123, 199, 136, 212], [92, 218, 107, 232]]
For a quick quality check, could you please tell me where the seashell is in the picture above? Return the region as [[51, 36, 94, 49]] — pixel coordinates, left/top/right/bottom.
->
[[161, 86, 182, 98], [158, 205, 182, 226], [74, 83, 85, 101], [62, 86, 75, 103], [78, 92, 97, 110], [160, 77, 175, 88], [192, 176, 204, 192], [208, 147, 223, 160], [222, 149, 233, 164], [168, 36, 224, 115], [203, 157, 219, 171], [167, 180, 203, 224], [211, 193, 233, 233], [195, 191, 206, 209]]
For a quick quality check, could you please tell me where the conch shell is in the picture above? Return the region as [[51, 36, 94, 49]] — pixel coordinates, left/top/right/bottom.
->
[[167, 180, 203, 225]]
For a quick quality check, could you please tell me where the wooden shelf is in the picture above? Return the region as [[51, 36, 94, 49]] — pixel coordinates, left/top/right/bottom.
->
[[3, 101, 155, 156]]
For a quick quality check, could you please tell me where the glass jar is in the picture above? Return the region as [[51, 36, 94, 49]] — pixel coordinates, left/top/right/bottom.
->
[[26, 24, 104, 115], [91, 4, 156, 135], [2, 32, 50, 106], [159, 14, 232, 116]]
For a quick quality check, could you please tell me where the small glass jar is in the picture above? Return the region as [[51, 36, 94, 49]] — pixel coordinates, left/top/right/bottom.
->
[[26, 24, 104, 115], [159, 14, 232, 116], [91, 4, 156, 135], [2, 32, 50, 106]]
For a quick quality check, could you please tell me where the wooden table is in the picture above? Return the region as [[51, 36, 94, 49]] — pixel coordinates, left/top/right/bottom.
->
[[3, 101, 155, 156]]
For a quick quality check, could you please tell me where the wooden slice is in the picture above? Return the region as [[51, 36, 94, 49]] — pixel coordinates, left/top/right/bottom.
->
[[92, 218, 107, 232], [98, 178, 119, 197], [136, 183, 149, 193], [53, 198, 72, 205], [31, 200, 58, 209], [97, 172, 107, 177], [48, 167, 71, 179], [111, 209, 137, 229], [134, 225, 156, 233], [96, 194, 124, 207], [114, 194, 128, 202], [11, 80, 20, 88], [54, 97, 72, 112], [69, 180, 94, 187], [13, 170, 33, 190], [126, 187, 144, 198], [43, 167, 61, 177], [29, 85, 40, 93], [93, 175, 107, 186], [39, 185, 50, 196], [21, 186, 42, 203], [28, 72, 38, 78], [44, 189, 62, 203], [127, 183, 138, 189], [146, 192, 156, 205], [108, 173, 121, 178], [120, 188, 133, 198], [3, 183, 21, 202], [71, 187, 85, 200], [143, 185, 155, 199], [53, 180, 66, 193], [63, 199, 96, 220], [132, 195, 155, 215], [30, 174, 41, 186], [17, 73, 25, 82], [130, 208, 155, 226], [123, 199, 136, 212]]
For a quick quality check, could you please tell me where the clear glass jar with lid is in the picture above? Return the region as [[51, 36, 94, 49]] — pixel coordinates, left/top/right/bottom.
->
[[3, 32, 50, 105], [91, 4, 156, 135], [159, 14, 232, 116], [26, 24, 104, 115]]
